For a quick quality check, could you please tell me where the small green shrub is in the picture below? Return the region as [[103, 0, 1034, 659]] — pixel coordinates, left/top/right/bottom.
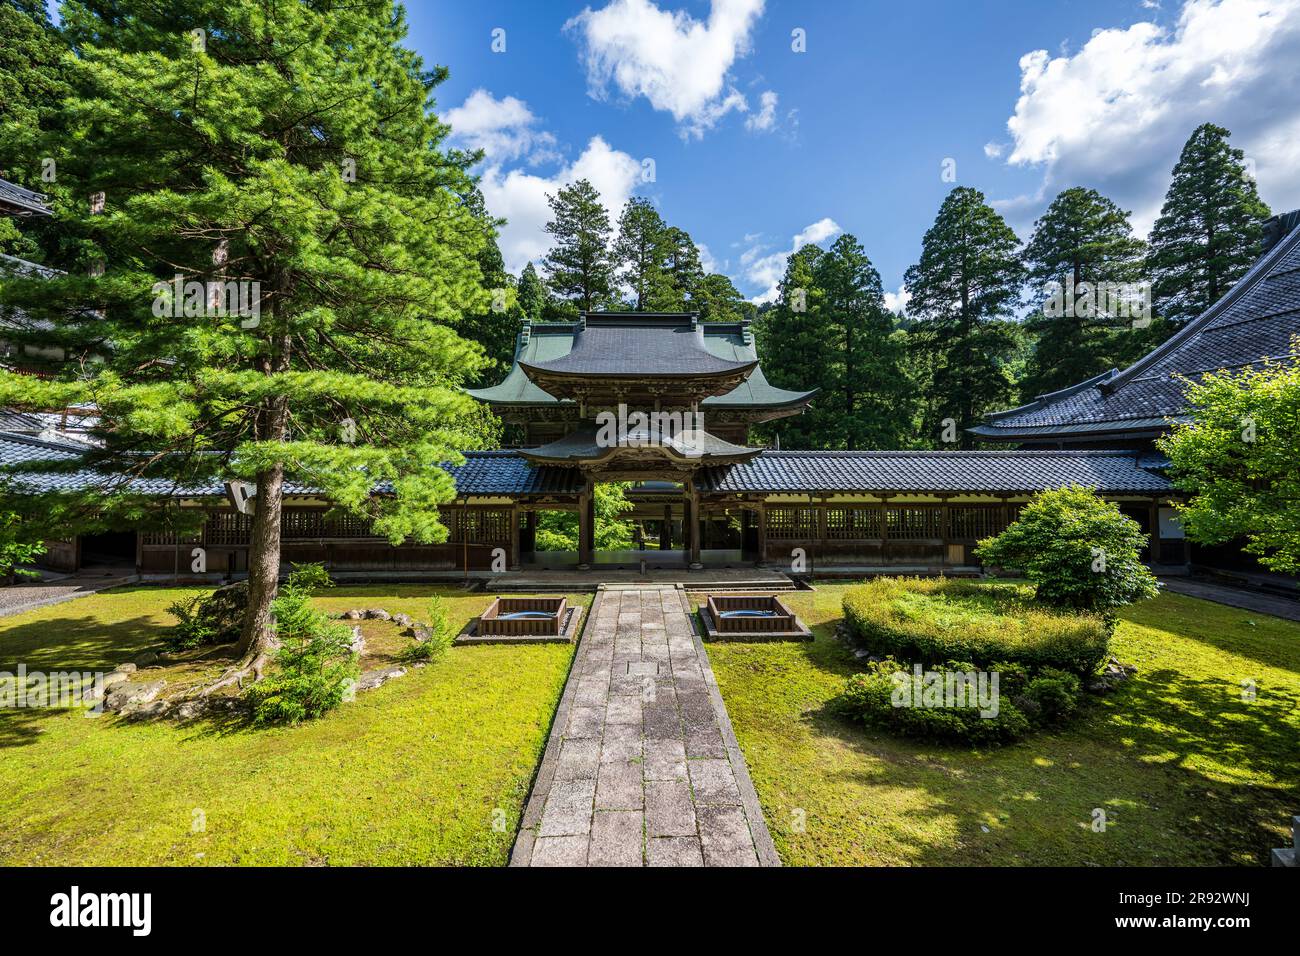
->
[[832, 659, 1031, 744], [842, 577, 1109, 676], [831, 657, 1083, 745], [398, 596, 454, 664], [246, 564, 358, 725], [164, 582, 246, 650], [976, 485, 1159, 621]]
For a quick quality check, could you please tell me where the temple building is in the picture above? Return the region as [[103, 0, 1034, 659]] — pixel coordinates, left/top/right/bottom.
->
[[4, 184, 1298, 578]]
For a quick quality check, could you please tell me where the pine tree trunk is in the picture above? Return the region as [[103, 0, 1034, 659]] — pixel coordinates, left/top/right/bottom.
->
[[235, 461, 286, 660]]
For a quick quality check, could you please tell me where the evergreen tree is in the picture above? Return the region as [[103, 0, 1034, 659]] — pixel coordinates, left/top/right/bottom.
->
[[758, 237, 912, 449], [692, 272, 749, 323], [815, 234, 913, 449], [1020, 187, 1147, 399], [1147, 123, 1271, 324], [613, 198, 673, 310], [517, 262, 547, 321], [0, 0, 493, 682], [0, 0, 71, 259], [903, 187, 1026, 448], [457, 233, 518, 388], [542, 179, 614, 311], [660, 226, 704, 310]]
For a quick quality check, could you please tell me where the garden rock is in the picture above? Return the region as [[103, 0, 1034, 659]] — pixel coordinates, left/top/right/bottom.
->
[[392, 613, 413, 628], [365, 609, 391, 621], [355, 666, 405, 692], [342, 609, 364, 620], [105, 679, 167, 712], [348, 625, 366, 656], [134, 651, 159, 667], [101, 671, 130, 690], [114, 662, 137, 674], [409, 624, 432, 642]]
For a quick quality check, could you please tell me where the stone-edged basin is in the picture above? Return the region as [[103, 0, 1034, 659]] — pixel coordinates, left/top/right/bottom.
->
[[700, 593, 812, 642], [457, 596, 579, 645]]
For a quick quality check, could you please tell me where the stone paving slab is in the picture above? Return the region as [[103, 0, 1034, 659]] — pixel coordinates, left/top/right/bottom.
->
[[511, 585, 779, 867]]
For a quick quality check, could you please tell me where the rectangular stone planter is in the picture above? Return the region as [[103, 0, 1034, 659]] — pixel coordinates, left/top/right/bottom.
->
[[700, 594, 811, 642]]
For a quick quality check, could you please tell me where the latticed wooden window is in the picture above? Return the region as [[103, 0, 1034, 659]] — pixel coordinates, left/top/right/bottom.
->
[[323, 511, 376, 538], [886, 507, 942, 539], [453, 508, 511, 543], [204, 511, 252, 546], [825, 507, 883, 539], [767, 507, 817, 539], [947, 506, 1008, 541], [139, 529, 202, 546], [281, 509, 326, 539]]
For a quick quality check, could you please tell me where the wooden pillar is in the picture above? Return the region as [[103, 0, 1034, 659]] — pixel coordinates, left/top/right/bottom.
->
[[1148, 498, 1160, 565], [578, 481, 594, 570], [686, 483, 702, 570], [509, 505, 521, 571], [939, 495, 950, 568], [756, 501, 767, 567], [660, 504, 672, 551]]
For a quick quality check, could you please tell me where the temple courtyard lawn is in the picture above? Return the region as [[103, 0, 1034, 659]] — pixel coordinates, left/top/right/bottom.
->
[[706, 583, 1300, 867], [0, 585, 586, 866]]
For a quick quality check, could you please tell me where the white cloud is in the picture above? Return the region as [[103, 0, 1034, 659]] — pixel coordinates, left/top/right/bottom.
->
[[983, 141, 1006, 159], [745, 90, 779, 132], [993, 0, 1300, 234], [443, 89, 559, 165], [479, 136, 644, 275], [883, 285, 912, 314], [566, 0, 767, 137], [741, 217, 842, 303]]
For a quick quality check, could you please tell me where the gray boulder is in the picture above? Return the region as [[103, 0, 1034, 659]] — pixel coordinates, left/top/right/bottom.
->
[[105, 679, 166, 712], [355, 666, 405, 692]]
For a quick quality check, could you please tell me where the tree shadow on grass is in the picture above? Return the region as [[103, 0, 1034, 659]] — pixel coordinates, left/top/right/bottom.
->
[[793, 656, 1298, 866]]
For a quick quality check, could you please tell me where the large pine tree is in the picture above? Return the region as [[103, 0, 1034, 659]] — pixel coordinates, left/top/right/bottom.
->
[[613, 198, 673, 310], [516, 262, 548, 321], [904, 187, 1025, 448], [757, 236, 912, 449], [542, 178, 615, 312], [1020, 187, 1147, 399], [0, 0, 493, 683], [1147, 123, 1271, 324]]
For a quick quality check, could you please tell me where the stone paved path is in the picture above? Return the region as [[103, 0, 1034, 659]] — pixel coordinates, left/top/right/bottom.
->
[[511, 585, 779, 867], [1160, 576, 1300, 623], [0, 570, 137, 618]]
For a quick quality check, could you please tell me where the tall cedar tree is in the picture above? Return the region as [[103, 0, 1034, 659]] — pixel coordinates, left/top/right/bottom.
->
[[1020, 187, 1148, 399], [542, 179, 614, 311], [693, 272, 751, 323], [1147, 124, 1271, 324], [458, 231, 520, 387], [904, 187, 1026, 448], [758, 236, 911, 449], [754, 245, 829, 448], [0, 0, 70, 259], [660, 226, 704, 310], [516, 262, 547, 321], [0, 0, 493, 683], [613, 198, 673, 310]]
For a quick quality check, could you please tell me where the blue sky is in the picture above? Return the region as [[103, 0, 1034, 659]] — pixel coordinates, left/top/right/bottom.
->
[[411, 0, 1300, 307], [49, 0, 1300, 305]]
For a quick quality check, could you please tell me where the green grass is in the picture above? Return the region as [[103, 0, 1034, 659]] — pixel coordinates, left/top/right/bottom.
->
[[705, 583, 1300, 866], [0, 584, 588, 866]]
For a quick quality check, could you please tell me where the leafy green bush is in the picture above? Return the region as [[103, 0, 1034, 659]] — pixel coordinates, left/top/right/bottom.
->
[[398, 596, 454, 664], [0, 511, 45, 582], [245, 564, 358, 725], [831, 656, 1082, 745], [976, 485, 1158, 619], [842, 577, 1110, 675], [164, 582, 246, 650]]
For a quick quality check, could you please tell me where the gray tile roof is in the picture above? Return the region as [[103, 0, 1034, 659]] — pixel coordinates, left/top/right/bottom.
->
[[467, 313, 815, 409], [697, 450, 1172, 494], [974, 211, 1300, 442], [518, 427, 758, 464], [0, 177, 51, 216], [521, 316, 755, 378], [2, 434, 1168, 499]]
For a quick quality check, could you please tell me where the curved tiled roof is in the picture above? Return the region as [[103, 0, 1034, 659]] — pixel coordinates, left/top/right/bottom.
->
[[468, 313, 815, 409], [518, 426, 758, 464], [697, 450, 1170, 495], [973, 211, 1300, 442], [0, 177, 51, 217]]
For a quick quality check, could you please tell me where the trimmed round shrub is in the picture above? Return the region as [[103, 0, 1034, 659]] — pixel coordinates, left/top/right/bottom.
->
[[842, 577, 1109, 676]]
